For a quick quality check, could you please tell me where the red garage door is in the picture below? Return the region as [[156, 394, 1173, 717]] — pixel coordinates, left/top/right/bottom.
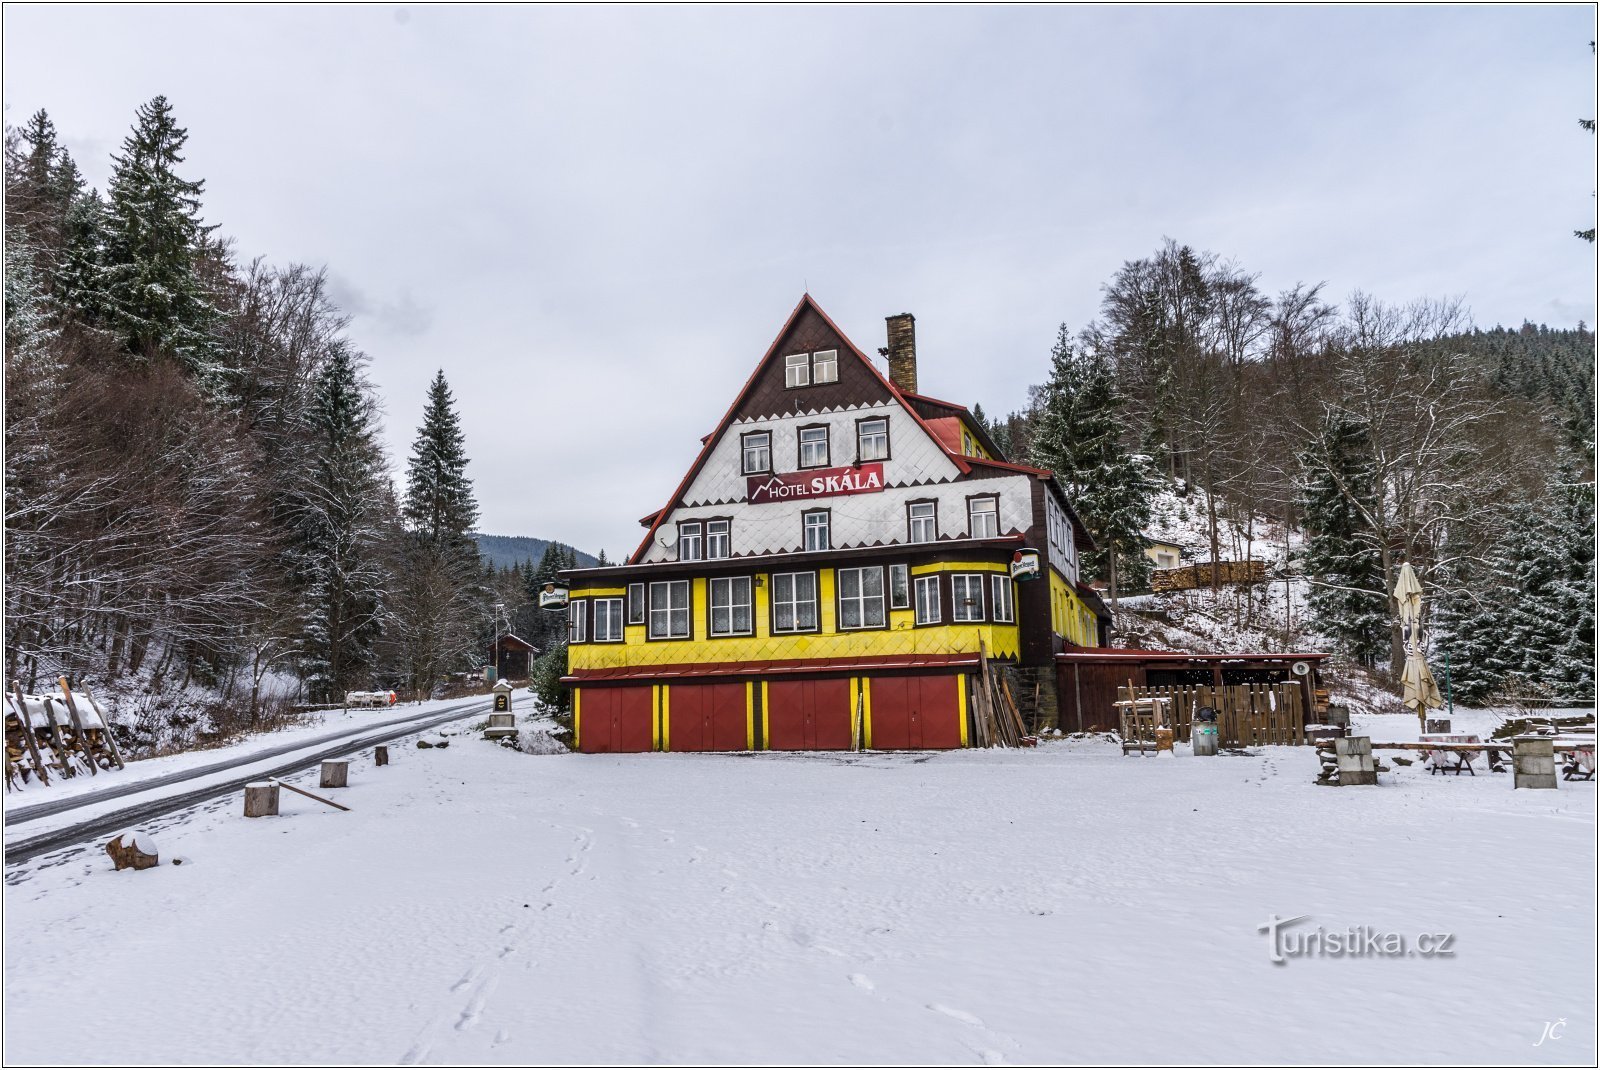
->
[[766, 678, 853, 751], [577, 686, 654, 753], [869, 675, 964, 750], [667, 683, 748, 751]]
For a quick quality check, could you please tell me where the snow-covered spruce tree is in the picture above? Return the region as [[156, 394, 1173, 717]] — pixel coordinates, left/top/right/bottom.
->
[[1433, 521, 1514, 704], [1299, 417, 1389, 665], [100, 96, 221, 375], [1546, 462, 1597, 698], [293, 342, 392, 702], [1029, 324, 1155, 600]]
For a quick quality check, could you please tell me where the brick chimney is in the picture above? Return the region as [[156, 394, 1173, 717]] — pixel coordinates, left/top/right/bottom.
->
[[884, 313, 917, 395]]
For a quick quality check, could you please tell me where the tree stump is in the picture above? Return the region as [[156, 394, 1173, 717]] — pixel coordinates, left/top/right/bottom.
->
[[320, 760, 349, 789], [374, 745, 389, 767], [244, 781, 280, 817], [106, 832, 159, 870]]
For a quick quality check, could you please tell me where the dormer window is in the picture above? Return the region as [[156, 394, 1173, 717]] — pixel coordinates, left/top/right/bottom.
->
[[784, 350, 839, 389]]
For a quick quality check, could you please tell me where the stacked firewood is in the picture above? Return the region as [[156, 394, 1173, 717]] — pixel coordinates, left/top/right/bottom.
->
[[973, 640, 1033, 748], [5, 679, 125, 790]]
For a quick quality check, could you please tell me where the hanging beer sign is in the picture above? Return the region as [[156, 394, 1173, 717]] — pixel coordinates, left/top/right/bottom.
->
[[1009, 549, 1042, 581], [538, 582, 571, 610]]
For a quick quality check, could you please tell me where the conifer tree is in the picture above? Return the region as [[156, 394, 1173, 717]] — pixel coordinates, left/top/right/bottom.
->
[[294, 343, 390, 700], [1299, 418, 1389, 665], [100, 96, 219, 372], [402, 370, 479, 555], [1029, 324, 1156, 600]]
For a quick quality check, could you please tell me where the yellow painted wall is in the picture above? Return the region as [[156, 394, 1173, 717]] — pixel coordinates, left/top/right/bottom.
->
[[1049, 568, 1098, 647], [568, 562, 1021, 670]]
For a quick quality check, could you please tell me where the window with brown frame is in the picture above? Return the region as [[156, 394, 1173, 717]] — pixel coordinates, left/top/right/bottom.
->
[[798, 425, 830, 469], [951, 574, 986, 622], [802, 510, 830, 552], [837, 566, 886, 630], [968, 496, 999, 539], [856, 417, 889, 462], [907, 500, 937, 543], [741, 431, 772, 475]]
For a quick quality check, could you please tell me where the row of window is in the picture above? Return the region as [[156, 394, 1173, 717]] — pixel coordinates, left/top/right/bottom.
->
[[784, 349, 839, 389], [740, 417, 888, 476], [679, 495, 1001, 562], [569, 568, 1016, 643]]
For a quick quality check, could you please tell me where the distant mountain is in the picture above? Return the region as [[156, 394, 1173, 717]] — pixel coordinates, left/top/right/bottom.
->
[[473, 534, 601, 571]]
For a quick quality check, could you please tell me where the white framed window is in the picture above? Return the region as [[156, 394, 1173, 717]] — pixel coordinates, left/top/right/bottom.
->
[[784, 353, 810, 388], [857, 417, 889, 461], [742, 431, 772, 474], [771, 571, 818, 633], [913, 575, 941, 625], [907, 501, 937, 543], [798, 426, 829, 469], [647, 580, 690, 639], [888, 563, 910, 609], [627, 583, 645, 625], [803, 510, 830, 552], [568, 599, 587, 643], [812, 349, 838, 384], [969, 496, 999, 539], [594, 597, 625, 642], [709, 576, 753, 637], [706, 519, 730, 560], [678, 521, 703, 562], [952, 574, 985, 622], [991, 574, 1014, 623], [837, 566, 885, 629]]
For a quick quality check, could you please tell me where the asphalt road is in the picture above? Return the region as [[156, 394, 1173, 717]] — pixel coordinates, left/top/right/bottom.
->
[[3, 699, 492, 867]]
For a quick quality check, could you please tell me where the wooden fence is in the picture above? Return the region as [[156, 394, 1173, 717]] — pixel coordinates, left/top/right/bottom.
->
[[1149, 559, 1270, 593], [1116, 683, 1307, 747]]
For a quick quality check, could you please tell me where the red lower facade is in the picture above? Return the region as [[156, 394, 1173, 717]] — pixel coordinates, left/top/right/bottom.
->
[[572, 669, 970, 754]]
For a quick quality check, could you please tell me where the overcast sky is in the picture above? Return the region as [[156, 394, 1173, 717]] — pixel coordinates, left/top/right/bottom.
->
[[5, 4, 1595, 559]]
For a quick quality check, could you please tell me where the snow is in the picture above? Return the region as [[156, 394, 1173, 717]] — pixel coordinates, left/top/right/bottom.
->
[[3, 736, 1593, 1064]]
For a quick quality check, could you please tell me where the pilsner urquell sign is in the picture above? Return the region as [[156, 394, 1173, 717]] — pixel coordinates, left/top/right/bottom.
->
[[746, 463, 885, 505]]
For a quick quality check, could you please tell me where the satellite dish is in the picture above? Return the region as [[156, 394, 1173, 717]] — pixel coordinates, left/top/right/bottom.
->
[[658, 528, 678, 549], [1291, 660, 1311, 677]]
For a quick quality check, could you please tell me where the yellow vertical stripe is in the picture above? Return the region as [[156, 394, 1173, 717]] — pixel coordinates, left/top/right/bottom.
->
[[745, 680, 754, 750], [862, 676, 873, 750], [661, 684, 670, 752], [572, 688, 581, 750], [958, 674, 969, 747], [761, 680, 769, 748]]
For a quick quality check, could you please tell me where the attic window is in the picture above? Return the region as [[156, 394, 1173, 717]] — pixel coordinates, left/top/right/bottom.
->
[[812, 350, 838, 384], [784, 350, 838, 389], [785, 353, 810, 388]]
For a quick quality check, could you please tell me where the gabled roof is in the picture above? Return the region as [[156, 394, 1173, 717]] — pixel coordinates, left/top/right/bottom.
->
[[629, 293, 973, 564]]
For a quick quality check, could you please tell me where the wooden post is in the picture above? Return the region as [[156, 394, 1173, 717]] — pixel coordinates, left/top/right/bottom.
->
[[374, 745, 389, 767], [319, 760, 349, 789], [273, 777, 351, 812], [76, 683, 124, 769], [244, 782, 280, 817], [39, 696, 75, 778], [10, 683, 49, 786], [55, 678, 98, 775]]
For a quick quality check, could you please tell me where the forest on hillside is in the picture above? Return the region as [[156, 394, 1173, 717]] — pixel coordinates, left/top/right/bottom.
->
[[2, 100, 586, 752], [982, 240, 1596, 703]]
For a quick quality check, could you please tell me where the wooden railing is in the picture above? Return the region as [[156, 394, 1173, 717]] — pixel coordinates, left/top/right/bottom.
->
[[1117, 683, 1306, 747]]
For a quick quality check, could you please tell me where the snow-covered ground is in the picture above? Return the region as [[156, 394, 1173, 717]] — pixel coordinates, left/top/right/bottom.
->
[[4, 732, 1593, 1065]]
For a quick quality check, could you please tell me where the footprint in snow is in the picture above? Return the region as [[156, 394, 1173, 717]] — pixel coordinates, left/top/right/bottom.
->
[[929, 1003, 984, 1027]]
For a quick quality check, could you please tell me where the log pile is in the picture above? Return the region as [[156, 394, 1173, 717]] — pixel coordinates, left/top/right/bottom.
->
[[1149, 559, 1269, 593], [5, 679, 125, 790], [972, 639, 1033, 748]]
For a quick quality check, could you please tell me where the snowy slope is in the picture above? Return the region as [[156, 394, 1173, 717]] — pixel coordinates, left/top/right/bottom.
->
[[3, 737, 1593, 1064]]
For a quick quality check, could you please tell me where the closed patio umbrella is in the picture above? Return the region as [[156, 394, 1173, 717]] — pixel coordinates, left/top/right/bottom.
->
[[1394, 562, 1444, 726]]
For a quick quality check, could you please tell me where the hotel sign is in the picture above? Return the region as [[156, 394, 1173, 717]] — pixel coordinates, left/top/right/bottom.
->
[[746, 463, 886, 505]]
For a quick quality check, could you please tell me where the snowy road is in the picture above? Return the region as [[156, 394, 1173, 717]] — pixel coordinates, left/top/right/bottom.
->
[[2, 698, 492, 865], [2, 720, 1593, 1064]]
